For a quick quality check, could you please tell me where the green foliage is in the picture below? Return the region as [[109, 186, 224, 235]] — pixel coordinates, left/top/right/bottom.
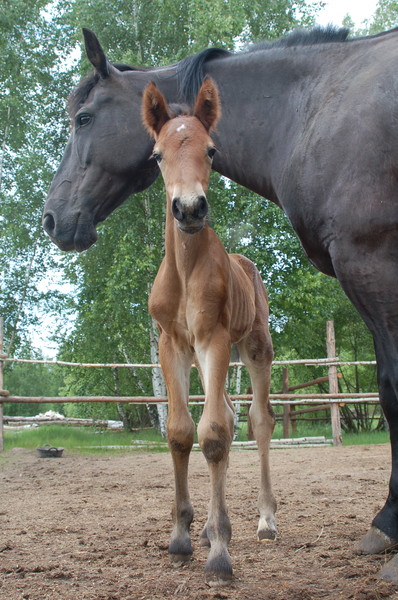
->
[[57, 183, 166, 425], [369, 0, 398, 32], [58, 0, 322, 69], [1, 0, 381, 437], [3, 343, 65, 416], [51, 0, 325, 425], [0, 0, 76, 354]]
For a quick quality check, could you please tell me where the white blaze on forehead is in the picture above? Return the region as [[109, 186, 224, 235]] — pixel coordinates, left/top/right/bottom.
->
[[176, 123, 186, 132]]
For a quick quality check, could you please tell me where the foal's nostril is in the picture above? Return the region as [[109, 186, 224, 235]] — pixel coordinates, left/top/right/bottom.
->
[[195, 196, 208, 219], [43, 213, 56, 235], [172, 197, 184, 222]]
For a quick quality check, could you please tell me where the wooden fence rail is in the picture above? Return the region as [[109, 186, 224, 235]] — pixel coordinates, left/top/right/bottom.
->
[[0, 320, 379, 452]]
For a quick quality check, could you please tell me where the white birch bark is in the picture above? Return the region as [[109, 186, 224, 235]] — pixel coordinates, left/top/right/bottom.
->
[[233, 365, 242, 440], [149, 318, 168, 438]]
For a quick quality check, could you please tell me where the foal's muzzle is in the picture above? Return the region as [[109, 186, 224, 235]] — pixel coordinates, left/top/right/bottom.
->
[[172, 195, 208, 233]]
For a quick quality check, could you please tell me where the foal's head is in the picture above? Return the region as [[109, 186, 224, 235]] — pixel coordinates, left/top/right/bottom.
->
[[142, 78, 221, 233]]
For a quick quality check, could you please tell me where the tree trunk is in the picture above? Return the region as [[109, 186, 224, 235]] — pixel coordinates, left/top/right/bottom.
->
[[149, 319, 168, 438], [233, 364, 242, 440]]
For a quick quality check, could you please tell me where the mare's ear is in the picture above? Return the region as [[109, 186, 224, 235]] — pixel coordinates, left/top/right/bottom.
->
[[193, 77, 221, 132], [83, 28, 111, 79], [141, 82, 171, 138]]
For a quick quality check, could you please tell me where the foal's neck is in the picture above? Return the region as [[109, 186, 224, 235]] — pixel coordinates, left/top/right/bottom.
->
[[164, 192, 209, 276]]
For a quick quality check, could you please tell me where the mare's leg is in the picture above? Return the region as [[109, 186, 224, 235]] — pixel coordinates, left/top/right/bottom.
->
[[158, 330, 195, 565], [330, 241, 398, 580], [196, 326, 235, 585], [238, 327, 277, 542]]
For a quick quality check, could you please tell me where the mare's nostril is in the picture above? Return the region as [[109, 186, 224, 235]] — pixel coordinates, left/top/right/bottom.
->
[[43, 213, 56, 235], [172, 197, 184, 222]]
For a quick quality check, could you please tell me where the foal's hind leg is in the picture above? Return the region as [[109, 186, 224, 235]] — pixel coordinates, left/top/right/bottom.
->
[[238, 329, 277, 542], [158, 331, 195, 565]]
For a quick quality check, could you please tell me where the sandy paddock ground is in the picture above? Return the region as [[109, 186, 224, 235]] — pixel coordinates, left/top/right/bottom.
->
[[1, 444, 398, 600]]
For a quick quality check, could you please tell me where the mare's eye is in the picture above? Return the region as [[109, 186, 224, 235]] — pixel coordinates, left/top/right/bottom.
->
[[208, 148, 216, 159], [76, 113, 92, 128], [152, 152, 162, 163]]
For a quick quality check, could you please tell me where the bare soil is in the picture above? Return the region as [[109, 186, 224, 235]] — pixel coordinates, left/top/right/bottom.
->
[[1, 444, 398, 600]]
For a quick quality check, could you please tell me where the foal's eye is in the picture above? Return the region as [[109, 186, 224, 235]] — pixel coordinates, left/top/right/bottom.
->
[[208, 148, 216, 159], [152, 152, 162, 163], [76, 113, 92, 128]]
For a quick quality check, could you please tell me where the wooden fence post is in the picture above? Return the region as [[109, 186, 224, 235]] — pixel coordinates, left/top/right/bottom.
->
[[326, 320, 342, 446], [0, 317, 4, 452]]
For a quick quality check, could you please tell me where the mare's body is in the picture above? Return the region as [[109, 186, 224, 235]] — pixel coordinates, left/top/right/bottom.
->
[[142, 79, 275, 584], [43, 27, 398, 580]]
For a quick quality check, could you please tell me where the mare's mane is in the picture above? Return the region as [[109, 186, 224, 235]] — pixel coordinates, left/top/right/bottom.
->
[[68, 26, 348, 117], [176, 25, 398, 104], [69, 25, 398, 116], [176, 25, 351, 103]]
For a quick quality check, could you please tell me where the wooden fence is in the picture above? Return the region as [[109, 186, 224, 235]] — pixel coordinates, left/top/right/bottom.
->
[[0, 320, 379, 452]]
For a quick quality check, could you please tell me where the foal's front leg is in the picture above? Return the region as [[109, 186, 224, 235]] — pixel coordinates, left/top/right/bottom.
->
[[196, 327, 235, 585], [158, 331, 195, 565]]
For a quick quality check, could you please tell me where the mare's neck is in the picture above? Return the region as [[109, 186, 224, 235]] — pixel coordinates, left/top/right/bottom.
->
[[201, 44, 351, 205]]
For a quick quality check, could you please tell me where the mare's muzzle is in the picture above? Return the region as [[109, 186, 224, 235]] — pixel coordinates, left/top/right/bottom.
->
[[42, 209, 98, 252]]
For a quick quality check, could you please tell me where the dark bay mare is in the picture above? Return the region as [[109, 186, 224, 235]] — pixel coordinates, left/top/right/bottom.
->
[[43, 26, 398, 581]]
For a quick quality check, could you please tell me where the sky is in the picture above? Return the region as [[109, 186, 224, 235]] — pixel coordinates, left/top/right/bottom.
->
[[316, 0, 379, 27]]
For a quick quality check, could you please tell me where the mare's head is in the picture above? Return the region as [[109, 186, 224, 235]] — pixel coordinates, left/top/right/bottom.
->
[[43, 29, 160, 252], [142, 78, 221, 234]]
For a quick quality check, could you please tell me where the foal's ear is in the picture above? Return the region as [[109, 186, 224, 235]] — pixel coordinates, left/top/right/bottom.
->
[[193, 77, 221, 132], [83, 28, 111, 79], [141, 82, 171, 138]]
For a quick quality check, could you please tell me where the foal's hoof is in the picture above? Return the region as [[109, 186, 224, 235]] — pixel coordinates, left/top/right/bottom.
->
[[169, 537, 193, 567], [257, 517, 278, 543], [170, 553, 192, 567], [205, 551, 233, 586], [378, 554, 398, 583], [206, 572, 233, 587], [355, 527, 398, 555]]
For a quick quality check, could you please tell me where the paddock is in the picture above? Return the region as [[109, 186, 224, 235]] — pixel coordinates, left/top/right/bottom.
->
[[1, 444, 396, 600]]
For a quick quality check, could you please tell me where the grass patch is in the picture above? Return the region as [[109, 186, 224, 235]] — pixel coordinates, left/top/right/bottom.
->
[[3, 422, 390, 455], [342, 430, 389, 446], [238, 420, 389, 446], [4, 425, 167, 454]]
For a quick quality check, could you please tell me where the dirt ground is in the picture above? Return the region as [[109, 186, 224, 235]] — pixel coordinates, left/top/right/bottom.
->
[[1, 444, 398, 600]]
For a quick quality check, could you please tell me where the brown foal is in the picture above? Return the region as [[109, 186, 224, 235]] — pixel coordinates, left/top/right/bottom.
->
[[142, 78, 276, 585]]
